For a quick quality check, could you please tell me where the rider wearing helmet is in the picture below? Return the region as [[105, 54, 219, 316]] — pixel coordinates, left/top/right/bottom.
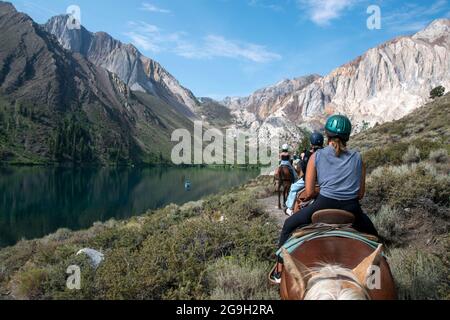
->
[[300, 132, 325, 179], [279, 115, 378, 246], [279, 144, 298, 183], [271, 115, 377, 283], [284, 132, 324, 216]]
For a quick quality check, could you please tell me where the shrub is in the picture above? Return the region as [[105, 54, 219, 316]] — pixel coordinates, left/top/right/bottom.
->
[[388, 248, 446, 300], [429, 149, 448, 164], [14, 268, 48, 299], [366, 163, 450, 210], [369, 206, 402, 243], [207, 256, 278, 300], [430, 86, 445, 99], [402, 146, 420, 164], [44, 228, 73, 243]]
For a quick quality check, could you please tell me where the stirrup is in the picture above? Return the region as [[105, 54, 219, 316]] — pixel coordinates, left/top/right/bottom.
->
[[268, 263, 282, 285]]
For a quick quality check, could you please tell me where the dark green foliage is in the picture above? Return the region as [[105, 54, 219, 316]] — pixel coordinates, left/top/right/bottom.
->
[[430, 86, 445, 99], [50, 114, 94, 163], [297, 128, 312, 154]]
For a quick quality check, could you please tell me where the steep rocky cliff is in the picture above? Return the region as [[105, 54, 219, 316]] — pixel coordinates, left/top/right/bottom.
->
[[44, 15, 199, 118]]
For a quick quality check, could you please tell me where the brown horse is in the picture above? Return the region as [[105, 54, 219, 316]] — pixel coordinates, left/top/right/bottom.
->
[[274, 166, 292, 209], [279, 212, 397, 300]]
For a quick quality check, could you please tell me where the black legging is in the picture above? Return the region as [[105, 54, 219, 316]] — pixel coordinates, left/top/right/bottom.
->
[[278, 194, 378, 248]]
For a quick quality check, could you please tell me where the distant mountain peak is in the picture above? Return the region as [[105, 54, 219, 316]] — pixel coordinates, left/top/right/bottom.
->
[[413, 18, 450, 43], [43, 14, 199, 117]]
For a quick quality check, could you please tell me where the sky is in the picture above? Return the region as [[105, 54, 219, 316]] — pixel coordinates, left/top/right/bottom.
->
[[8, 0, 450, 99]]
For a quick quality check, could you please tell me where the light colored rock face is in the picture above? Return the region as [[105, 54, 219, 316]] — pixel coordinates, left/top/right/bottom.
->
[[223, 75, 321, 145], [223, 19, 450, 144], [44, 15, 199, 118]]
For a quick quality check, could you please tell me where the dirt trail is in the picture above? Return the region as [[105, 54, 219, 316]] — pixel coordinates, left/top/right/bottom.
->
[[258, 195, 287, 229]]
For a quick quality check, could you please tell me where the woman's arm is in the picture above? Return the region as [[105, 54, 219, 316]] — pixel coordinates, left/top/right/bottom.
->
[[304, 153, 318, 199], [358, 160, 366, 200]]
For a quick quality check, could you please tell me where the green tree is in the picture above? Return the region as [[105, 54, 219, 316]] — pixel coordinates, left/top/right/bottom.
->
[[430, 86, 445, 99], [361, 120, 370, 131], [297, 129, 312, 154]]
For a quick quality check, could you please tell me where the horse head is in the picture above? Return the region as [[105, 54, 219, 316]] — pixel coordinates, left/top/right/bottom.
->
[[281, 244, 385, 300]]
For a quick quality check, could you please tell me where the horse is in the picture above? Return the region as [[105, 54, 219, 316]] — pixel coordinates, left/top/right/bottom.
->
[[278, 210, 397, 300], [274, 166, 292, 210]]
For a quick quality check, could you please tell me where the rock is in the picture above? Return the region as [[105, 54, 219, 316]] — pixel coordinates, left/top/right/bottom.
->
[[76, 248, 104, 268]]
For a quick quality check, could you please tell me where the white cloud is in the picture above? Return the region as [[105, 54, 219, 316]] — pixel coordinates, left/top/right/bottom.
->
[[384, 0, 449, 33], [298, 0, 356, 26], [248, 0, 284, 12], [125, 22, 281, 63], [177, 35, 282, 63], [141, 2, 171, 14], [124, 32, 162, 52]]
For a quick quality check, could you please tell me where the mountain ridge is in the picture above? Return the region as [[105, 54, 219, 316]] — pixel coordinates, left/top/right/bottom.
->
[[44, 14, 199, 118], [0, 1, 193, 165], [221, 19, 450, 144]]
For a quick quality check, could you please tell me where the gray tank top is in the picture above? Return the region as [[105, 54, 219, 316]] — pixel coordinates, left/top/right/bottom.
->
[[315, 146, 362, 201]]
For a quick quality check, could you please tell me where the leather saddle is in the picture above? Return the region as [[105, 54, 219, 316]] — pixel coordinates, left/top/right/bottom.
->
[[291, 209, 378, 242], [312, 209, 355, 225]]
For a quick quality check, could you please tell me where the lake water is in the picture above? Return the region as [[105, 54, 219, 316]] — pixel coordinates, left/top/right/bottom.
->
[[0, 166, 259, 248]]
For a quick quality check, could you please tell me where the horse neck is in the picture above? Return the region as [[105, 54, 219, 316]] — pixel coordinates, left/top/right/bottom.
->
[[304, 265, 369, 300]]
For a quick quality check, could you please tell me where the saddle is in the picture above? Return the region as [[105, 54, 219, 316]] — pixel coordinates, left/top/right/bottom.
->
[[269, 210, 379, 285], [291, 209, 378, 241]]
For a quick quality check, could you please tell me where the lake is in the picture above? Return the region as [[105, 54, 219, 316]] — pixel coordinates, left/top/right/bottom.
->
[[0, 166, 259, 248]]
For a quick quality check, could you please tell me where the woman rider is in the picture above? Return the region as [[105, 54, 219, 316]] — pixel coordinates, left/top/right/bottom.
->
[[271, 115, 377, 283], [284, 132, 324, 216], [279, 144, 298, 183]]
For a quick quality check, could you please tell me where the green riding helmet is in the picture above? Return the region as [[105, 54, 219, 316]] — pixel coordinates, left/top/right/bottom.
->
[[325, 115, 352, 142]]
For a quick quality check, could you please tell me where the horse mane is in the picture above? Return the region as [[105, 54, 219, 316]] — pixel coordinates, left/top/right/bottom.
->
[[304, 264, 368, 300]]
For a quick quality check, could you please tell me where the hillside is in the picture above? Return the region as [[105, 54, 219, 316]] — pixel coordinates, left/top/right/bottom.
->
[[0, 2, 193, 165], [0, 94, 448, 300], [352, 92, 450, 171]]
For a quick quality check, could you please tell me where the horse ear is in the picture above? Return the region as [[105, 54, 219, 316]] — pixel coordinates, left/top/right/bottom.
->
[[281, 248, 310, 300], [352, 244, 384, 287]]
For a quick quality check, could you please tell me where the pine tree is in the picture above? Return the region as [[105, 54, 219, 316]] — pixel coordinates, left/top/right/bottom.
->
[[430, 86, 445, 99]]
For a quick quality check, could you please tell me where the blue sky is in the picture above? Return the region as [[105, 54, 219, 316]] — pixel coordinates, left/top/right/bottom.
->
[[9, 0, 450, 99]]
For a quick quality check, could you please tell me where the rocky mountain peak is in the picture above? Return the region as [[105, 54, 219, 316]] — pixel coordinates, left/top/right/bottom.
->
[[413, 19, 450, 44], [43, 14, 199, 117]]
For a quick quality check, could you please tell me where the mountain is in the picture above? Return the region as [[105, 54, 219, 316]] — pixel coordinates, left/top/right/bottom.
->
[[44, 15, 199, 118], [0, 2, 193, 165], [223, 75, 321, 144], [224, 19, 450, 142]]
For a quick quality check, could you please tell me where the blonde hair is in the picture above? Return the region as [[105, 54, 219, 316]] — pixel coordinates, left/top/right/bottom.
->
[[328, 137, 347, 157]]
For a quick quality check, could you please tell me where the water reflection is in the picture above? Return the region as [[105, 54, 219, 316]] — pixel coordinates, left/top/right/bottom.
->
[[0, 166, 258, 247]]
